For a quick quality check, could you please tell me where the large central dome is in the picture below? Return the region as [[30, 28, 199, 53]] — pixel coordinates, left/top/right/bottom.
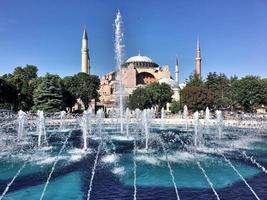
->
[[123, 53, 158, 68], [126, 55, 153, 63]]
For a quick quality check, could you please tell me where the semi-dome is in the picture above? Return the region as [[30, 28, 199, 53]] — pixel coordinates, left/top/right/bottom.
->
[[123, 53, 158, 68]]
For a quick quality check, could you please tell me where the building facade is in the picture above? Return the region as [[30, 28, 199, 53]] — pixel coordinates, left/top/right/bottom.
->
[[98, 54, 180, 109]]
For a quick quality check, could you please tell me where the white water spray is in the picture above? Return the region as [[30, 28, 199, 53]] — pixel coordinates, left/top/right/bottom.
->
[[205, 107, 210, 134], [216, 110, 223, 139], [40, 132, 71, 200], [161, 107, 165, 129], [125, 107, 130, 138], [87, 142, 103, 200], [242, 151, 267, 175], [133, 139, 137, 200], [59, 111, 66, 131], [17, 110, 26, 140], [114, 10, 124, 134], [220, 153, 260, 200], [158, 137, 180, 200], [193, 111, 199, 146], [183, 105, 188, 130], [197, 162, 220, 200], [37, 110, 46, 147]]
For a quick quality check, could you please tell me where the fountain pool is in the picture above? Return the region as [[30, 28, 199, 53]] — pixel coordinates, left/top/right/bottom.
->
[[0, 110, 267, 200]]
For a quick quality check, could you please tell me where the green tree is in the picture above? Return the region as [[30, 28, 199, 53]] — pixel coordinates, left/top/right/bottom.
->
[[0, 78, 18, 109], [186, 73, 204, 87], [181, 85, 214, 111], [2, 65, 38, 110], [33, 74, 64, 112], [62, 73, 100, 109], [146, 82, 173, 109], [170, 101, 181, 114], [128, 87, 152, 110], [232, 76, 267, 112], [205, 72, 231, 109]]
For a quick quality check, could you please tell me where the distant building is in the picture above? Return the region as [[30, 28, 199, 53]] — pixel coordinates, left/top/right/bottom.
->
[[98, 53, 180, 110], [256, 105, 266, 114], [77, 28, 203, 111]]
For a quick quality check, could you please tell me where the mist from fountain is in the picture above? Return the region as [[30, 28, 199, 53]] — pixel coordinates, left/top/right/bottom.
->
[[17, 110, 26, 140], [37, 110, 46, 147], [125, 108, 130, 138], [114, 10, 124, 135]]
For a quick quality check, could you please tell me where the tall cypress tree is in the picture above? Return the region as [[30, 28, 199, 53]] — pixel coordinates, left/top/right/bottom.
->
[[33, 73, 64, 112]]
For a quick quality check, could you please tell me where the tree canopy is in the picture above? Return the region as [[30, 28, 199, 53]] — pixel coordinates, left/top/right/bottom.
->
[[62, 73, 100, 109], [33, 74, 64, 112], [2, 65, 38, 110], [128, 83, 173, 110]]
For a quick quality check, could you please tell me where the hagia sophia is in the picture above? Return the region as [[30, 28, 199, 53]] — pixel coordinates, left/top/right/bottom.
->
[[78, 28, 202, 111]]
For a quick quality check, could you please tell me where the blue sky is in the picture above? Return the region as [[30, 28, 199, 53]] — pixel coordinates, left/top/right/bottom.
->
[[0, 0, 267, 82]]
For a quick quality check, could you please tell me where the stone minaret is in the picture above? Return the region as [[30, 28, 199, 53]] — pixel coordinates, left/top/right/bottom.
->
[[195, 37, 201, 79], [175, 57, 179, 84], [81, 27, 90, 74]]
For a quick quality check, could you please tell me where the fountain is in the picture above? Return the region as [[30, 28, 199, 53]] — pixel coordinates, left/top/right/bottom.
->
[[125, 108, 130, 138], [183, 105, 188, 130], [80, 110, 91, 150], [161, 107, 165, 129], [193, 111, 200, 146], [59, 111, 66, 131], [37, 110, 46, 147], [216, 110, 223, 139], [205, 107, 210, 133], [142, 109, 150, 151], [0, 10, 267, 200], [17, 110, 26, 140], [114, 10, 124, 135]]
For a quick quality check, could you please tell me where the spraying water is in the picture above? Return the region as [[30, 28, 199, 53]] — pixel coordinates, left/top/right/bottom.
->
[[59, 111, 66, 131], [97, 109, 104, 135], [114, 10, 124, 134], [125, 107, 130, 138], [183, 105, 188, 130], [87, 141, 103, 200], [193, 111, 199, 146], [142, 109, 150, 151], [37, 110, 46, 147], [17, 110, 26, 140], [205, 107, 210, 134], [242, 151, 267, 174], [40, 132, 71, 200], [161, 107, 165, 129], [133, 139, 137, 200], [220, 153, 260, 200], [197, 162, 220, 200], [158, 137, 180, 200], [81, 110, 89, 150], [216, 110, 223, 139]]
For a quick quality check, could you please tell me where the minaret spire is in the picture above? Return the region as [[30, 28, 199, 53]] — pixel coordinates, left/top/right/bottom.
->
[[175, 56, 179, 84], [81, 26, 90, 74], [195, 36, 201, 79]]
